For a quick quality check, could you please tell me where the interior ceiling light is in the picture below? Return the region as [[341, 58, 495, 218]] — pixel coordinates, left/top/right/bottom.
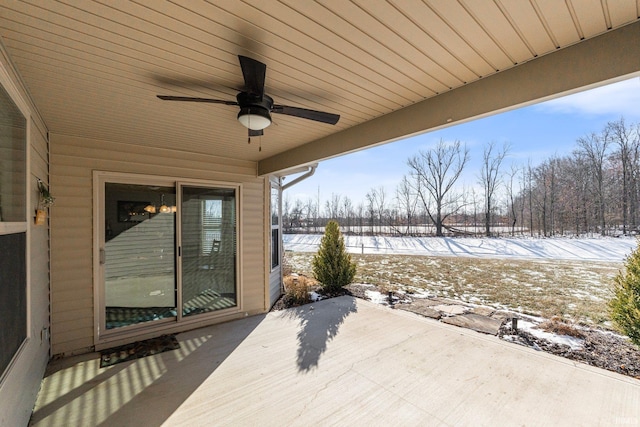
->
[[145, 194, 175, 214], [237, 106, 271, 130]]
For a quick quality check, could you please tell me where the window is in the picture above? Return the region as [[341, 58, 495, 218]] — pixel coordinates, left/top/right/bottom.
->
[[271, 185, 280, 270], [202, 199, 222, 255], [0, 81, 27, 381], [0, 83, 26, 223]]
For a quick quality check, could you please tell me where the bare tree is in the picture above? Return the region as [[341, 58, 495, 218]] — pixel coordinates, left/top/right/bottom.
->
[[365, 191, 376, 234], [282, 194, 291, 232], [316, 187, 321, 229], [304, 197, 317, 233], [365, 186, 387, 234], [506, 164, 520, 236], [479, 142, 509, 236], [471, 188, 478, 234], [373, 186, 387, 233], [289, 198, 305, 231], [533, 158, 563, 236], [577, 131, 611, 235], [407, 139, 469, 236], [355, 202, 365, 235], [324, 192, 341, 221], [608, 118, 640, 234], [396, 175, 417, 235], [283, 118, 640, 238], [342, 196, 353, 234]]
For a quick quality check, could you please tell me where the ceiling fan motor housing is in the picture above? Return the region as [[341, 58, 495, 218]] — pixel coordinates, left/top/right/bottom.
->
[[236, 92, 273, 130]]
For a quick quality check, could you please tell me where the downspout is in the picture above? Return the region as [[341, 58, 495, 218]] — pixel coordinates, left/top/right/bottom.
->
[[275, 163, 317, 300], [282, 163, 318, 190]]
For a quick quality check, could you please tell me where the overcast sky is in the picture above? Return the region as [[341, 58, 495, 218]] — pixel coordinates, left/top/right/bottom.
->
[[284, 75, 640, 207]]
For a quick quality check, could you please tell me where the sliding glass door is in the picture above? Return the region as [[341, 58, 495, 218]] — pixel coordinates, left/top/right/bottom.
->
[[180, 186, 237, 317], [98, 176, 240, 338], [103, 183, 177, 330]]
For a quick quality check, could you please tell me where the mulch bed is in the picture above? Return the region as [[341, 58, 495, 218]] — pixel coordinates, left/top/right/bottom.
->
[[499, 327, 640, 379]]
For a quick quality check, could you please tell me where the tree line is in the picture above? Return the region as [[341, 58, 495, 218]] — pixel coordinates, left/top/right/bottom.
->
[[282, 118, 640, 238]]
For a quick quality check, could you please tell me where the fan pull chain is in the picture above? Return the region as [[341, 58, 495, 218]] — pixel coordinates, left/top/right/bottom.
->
[[247, 134, 262, 151]]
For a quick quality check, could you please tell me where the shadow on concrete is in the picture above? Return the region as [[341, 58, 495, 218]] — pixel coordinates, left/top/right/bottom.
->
[[286, 296, 357, 372], [30, 314, 265, 427]]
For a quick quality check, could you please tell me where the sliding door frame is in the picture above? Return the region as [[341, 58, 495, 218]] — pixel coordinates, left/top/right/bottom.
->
[[93, 171, 243, 347], [176, 181, 243, 322]]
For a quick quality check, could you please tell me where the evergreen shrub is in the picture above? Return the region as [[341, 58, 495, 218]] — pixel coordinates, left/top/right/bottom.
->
[[312, 220, 356, 294], [610, 242, 640, 346]]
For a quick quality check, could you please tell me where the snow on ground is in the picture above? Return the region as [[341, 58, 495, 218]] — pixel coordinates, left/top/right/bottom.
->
[[284, 234, 637, 262], [511, 319, 585, 350]]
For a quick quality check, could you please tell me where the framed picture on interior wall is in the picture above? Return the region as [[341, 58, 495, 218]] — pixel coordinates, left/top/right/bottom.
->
[[117, 201, 150, 222]]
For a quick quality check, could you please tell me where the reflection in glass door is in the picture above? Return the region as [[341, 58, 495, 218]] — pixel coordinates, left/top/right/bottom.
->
[[104, 183, 176, 329], [181, 186, 237, 317]]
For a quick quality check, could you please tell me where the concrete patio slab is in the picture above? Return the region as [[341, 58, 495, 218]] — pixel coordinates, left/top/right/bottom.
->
[[30, 296, 640, 426]]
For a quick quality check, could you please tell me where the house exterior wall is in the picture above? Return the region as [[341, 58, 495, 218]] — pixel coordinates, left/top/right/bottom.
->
[[269, 262, 283, 307], [49, 134, 268, 356], [0, 51, 51, 427]]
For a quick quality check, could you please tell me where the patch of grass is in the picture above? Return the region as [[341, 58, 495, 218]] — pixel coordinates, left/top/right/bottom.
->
[[285, 252, 621, 328], [538, 317, 585, 338]]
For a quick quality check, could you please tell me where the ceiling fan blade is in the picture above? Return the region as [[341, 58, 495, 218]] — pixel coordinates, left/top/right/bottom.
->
[[272, 105, 340, 125], [238, 55, 266, 98], [157, 95, 238, 105], [248, 129, 263, 137]]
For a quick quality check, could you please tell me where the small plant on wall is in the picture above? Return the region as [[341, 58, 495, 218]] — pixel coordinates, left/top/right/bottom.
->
[[35, 179, 54, 225]]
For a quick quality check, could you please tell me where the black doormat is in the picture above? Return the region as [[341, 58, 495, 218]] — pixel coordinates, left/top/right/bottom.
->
[[100, 334, 180, 368]]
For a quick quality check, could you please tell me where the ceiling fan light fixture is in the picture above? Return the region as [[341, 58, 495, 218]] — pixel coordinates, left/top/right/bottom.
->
[[237, 106, 271, 130]]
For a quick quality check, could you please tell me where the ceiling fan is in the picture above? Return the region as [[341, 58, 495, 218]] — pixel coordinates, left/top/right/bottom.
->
[[157, 55, 340, 138]]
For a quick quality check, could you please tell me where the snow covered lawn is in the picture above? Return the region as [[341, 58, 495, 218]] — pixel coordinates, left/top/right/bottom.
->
[[284, 235, 638, 328], [284, 234, 637, 262]]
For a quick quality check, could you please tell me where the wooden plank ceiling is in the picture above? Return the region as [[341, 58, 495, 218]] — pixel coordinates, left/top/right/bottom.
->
[[0, 1, 638, 165]]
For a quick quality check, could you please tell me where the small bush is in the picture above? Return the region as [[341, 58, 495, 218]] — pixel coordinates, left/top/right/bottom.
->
[[539, 317, 585, 338], [312, 220, 356, 294], [283, 275, 312, 307], [609, 241, 640, 346]]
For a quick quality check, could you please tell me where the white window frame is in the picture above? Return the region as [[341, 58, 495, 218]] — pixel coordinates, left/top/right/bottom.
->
[[0, 60, 31, 385], [270, 183, 281, 271]]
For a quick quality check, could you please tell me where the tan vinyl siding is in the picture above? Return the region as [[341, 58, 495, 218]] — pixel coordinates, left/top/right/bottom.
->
[[241, 181, 266, 311], [269, 268, 282, 307], [50, 134, 266, 356]]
